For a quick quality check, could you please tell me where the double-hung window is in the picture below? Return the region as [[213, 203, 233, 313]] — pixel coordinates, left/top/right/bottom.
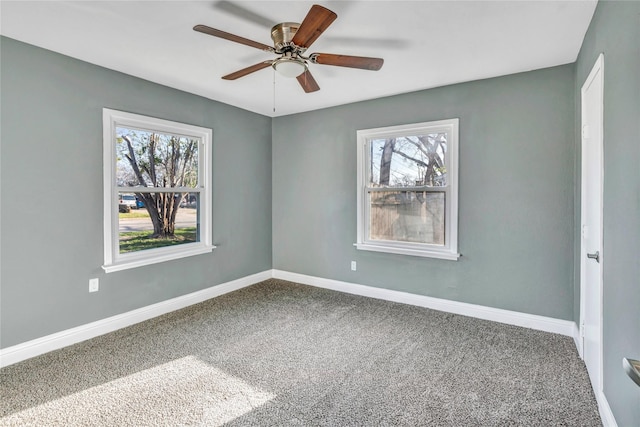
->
[[102, 109, 214, 272], [356, 119, 459, 260]]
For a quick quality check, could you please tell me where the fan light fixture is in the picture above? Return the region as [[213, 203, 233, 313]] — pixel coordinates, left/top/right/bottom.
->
[[272, 57, 307, 78]]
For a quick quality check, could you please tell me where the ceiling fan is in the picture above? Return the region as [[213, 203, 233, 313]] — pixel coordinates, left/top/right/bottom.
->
[[193, 4, 384, 93]]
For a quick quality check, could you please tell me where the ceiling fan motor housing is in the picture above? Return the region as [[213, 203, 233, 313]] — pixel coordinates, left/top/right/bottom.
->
[[271, 22, 301, 52]]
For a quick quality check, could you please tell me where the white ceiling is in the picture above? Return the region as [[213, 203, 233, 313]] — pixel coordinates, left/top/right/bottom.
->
[[1, 1, 597, 117]]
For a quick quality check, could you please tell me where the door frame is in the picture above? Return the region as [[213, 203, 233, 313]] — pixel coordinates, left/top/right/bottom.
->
[[579, 53, 604, 392]]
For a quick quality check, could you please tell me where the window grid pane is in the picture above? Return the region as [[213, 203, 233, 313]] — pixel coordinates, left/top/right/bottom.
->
[[116, 126, 199, 189], [118, 192, 200, 254], [369, 133, 448, 188], [368, 190, 445, 245]]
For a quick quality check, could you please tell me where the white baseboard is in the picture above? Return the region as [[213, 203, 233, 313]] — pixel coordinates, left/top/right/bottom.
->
[[573, 322, 583, 358], [0, 270, 272, 368], [0, 269, 579, 369], [272, 270, 576, 337], [597, 390, 618, 427]]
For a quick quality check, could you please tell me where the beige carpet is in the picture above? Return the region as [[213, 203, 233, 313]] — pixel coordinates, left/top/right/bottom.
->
[[0, 279, 601, 426]]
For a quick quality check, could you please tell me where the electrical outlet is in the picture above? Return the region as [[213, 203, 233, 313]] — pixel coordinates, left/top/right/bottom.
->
[[351, 261, 357, 271], [89, 278, 99, 293]]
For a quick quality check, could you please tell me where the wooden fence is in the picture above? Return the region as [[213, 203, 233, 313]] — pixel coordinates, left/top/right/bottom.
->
[[370, 191, 444, 245]]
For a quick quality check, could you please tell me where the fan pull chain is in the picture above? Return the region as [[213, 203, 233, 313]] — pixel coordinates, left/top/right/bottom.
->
[[273, 69, 276, 113]]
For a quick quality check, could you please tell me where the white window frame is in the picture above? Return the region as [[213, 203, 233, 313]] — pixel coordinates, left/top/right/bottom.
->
[[102, 108, 214, 273], [356, 119, 460, 260]]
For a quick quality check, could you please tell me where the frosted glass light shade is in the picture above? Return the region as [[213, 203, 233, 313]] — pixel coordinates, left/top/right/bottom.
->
[[273, 58, 307, 78]]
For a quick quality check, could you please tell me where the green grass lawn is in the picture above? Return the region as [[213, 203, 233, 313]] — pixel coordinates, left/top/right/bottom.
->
[[119, 210, 151, 219], [119, 227, 197, 253]]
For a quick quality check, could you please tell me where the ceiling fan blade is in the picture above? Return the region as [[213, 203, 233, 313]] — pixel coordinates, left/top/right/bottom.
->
[[291, 4, 337, 49], [222, 61, 273, 80], [297, 70, 320, 93], [311, 53, 384, 71], [194, 25, 274, 52]]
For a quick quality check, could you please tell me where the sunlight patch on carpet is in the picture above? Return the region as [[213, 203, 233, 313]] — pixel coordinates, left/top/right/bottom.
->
[[1, 356, 275, 426]]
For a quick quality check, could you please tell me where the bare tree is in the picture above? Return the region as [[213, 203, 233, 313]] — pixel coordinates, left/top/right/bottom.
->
[[119, 131, 198, 238]]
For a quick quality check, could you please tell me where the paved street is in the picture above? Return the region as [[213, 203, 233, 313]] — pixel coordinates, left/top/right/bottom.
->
[[119, 208, 197, 232]]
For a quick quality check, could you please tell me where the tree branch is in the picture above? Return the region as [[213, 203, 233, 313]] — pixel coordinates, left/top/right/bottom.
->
[[122, 135, 148, 187], [403, 136, 430, 157], [391, 148, 428, 167], [148, 134, 157, 186]]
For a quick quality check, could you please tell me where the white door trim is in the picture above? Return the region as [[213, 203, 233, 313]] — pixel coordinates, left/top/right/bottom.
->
[[579, 53, 604, 392]]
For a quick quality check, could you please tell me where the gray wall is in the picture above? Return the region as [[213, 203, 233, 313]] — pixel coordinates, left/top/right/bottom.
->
[[272, 65, 576, 320], [0, 37, 272, 348], [574, 2, 640, 424]]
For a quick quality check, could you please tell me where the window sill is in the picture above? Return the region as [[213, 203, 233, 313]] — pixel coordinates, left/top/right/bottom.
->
[[355, 243, 460, 261], [103, 245, 216, 273]]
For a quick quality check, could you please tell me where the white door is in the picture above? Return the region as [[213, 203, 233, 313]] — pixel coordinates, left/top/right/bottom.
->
[[580, 53, 604, 395]]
